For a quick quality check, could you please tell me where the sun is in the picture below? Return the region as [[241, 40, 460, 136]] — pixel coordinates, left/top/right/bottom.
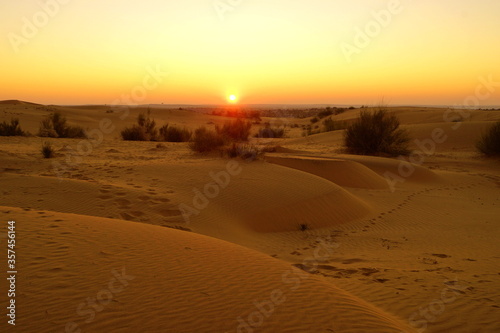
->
[[228, 94, 237, 103]]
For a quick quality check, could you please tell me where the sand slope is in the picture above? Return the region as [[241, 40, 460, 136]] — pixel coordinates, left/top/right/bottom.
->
[[0, 207, 417, 333]]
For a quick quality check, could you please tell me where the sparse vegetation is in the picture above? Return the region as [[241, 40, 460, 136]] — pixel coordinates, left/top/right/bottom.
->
[[224, 143, 260, 160], [255, 125, 286, 138], [476, 121, 500, 156], [121, 110, 158, 141], [344, 108, 410, 156], [41, 141, 55, 158], [39, 112, 86, 138], [0, 118, 25, 136], [189, 126, 226, 153], [216, 118, 252, 141], [158, 124, 192, 142]]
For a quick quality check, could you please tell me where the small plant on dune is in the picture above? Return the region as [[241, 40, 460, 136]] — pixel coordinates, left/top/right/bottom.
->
[[476, 121, 500, 156], [121, 110, 158, 141], [298, 223, 310, 232], [39, 112, 86, 138], [344, 108, 410, 156], [158, 124, 192, 142], [189, 126, 225, 153], [216, 118, 252, 141], [41, 141, 55, 158], [0, 118, 25, 136]]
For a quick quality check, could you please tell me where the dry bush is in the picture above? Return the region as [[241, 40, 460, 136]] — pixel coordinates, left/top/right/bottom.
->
[[189, 126, 225, 153], [39, 112, 85, 138], [344, 108, 410, 156], [159, 124, 192, 142], [121, 110, 157, 141], [216, 118, 252, 141], [476, 121, 500, 156], [0, 118, 25, 136], [224, 143, 260, 160], [41, 141, 55, 158], [256, 125, 286, 138]]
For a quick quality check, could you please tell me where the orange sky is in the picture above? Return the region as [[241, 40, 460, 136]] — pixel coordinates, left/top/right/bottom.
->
[[1, 0, 499, 106]]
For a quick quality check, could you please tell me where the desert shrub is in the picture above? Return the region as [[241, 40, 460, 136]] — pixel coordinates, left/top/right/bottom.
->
[[190, 126, 225, 153], [323, 118, 348, 132], [65, 125, 86, 138], [39, 112, 86, 138], [256, 125, 286, 138], [121, 125, 147, 141], [216, 118, 252, 141], [344, 109, 410, 156], [158, 124, 192, 142], [476, 121, 500, 156], [41, 141, 55, 158], [224, 143, 260, 160], [0, 118, 25, 136], [121, 110, 157, 141]]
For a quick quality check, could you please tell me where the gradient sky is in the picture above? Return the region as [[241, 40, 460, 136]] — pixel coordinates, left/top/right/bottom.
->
[[1, 0, 499, 105]]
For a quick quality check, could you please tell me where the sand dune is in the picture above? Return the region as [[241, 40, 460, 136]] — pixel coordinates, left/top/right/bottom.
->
[[1, 206, 417, 333], [265, 154, 390, 189]]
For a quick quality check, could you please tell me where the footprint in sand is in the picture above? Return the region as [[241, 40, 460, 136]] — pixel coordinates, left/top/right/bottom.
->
[[120, 212, 135, 221], [159, 209, 180, 217], [114, 198, 131, 206], [432, 253, 451, 258]]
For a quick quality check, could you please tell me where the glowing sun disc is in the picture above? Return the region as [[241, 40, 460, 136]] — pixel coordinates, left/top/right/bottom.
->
[[229, 94, 237, 102]]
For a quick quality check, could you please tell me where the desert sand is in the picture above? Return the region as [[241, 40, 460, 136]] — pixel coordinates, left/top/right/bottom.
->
[[0, 100, 499, 332]]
